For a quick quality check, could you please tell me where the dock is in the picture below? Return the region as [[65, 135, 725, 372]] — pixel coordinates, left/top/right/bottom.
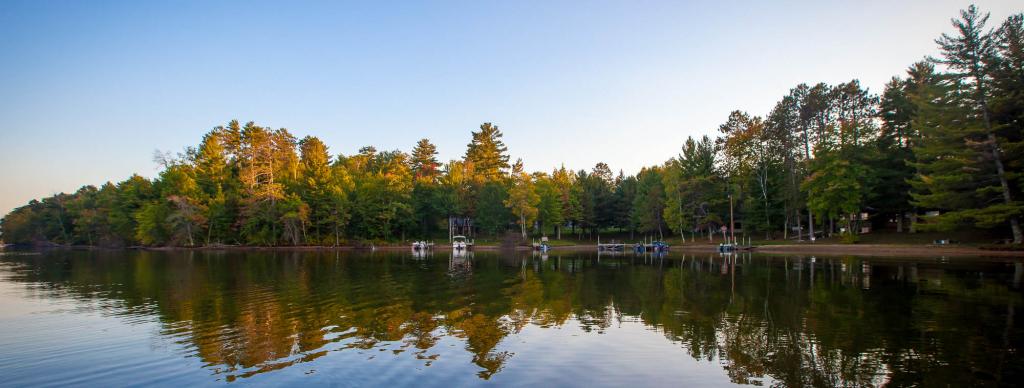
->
[[597, 237, 625, 251], [718, 243, 756, 253], [598, 243, 625, 251]]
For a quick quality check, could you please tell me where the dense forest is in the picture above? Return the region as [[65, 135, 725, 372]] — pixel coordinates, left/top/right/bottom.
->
[[2, 5, 1022, 247]]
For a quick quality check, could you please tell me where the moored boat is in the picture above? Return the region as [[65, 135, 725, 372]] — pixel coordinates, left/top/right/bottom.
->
[[452, 235, 473, 250]]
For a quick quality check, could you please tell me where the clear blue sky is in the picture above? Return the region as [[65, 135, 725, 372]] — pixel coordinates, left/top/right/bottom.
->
[[1, 1, 1020, 216]]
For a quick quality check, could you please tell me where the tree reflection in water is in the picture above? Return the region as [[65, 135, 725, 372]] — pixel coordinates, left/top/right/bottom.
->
[[0, 250, 1021, 386]]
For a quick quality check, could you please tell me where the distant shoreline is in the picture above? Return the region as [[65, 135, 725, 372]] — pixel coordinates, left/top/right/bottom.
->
[[719, 244, 1024, 258], [8, 242, 1023, 258]]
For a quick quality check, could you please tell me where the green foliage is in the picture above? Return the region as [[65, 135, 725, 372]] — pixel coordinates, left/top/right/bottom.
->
[[632, 167, 666, 236], [3, 6, 1024, 245], [475, 182, 511, 237], [464, 123, 510, 181], [411, 138, 440, 180], [905, 8, 1024, 242], [135, 200, 172, 245], [349, 149, 414, 240], [802, 149, 872, 235], [505, 172, 540, 239], [298, 136, 351, 245], [663, 136, 723, 238], [533, 173, 564, 235]]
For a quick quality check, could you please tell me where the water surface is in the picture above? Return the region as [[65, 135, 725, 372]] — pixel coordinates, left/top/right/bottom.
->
[[0, 249, 1021, 386]]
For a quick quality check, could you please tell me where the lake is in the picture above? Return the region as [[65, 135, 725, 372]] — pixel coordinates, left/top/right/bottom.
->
[[0, 249, 1021, 387]]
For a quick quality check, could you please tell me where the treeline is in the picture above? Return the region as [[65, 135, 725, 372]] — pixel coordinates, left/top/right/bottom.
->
[[2, 5, 1022, 246]]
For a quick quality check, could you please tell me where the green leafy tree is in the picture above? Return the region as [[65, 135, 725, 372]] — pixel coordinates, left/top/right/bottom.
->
[[533, 173, 564, 237], [298, 136, 351, 245], [716, 111, 786, 239], [66, 185, 104, 245], [632, 167, 666, 238], [348, 149, 414, 240], [551, 165, 576, 239], [505, 172, 540, 239], [663, 136, 723, 241], [134, 200, 171, 246], [475, 182, 511, 237], [802, 149, 872, 238]]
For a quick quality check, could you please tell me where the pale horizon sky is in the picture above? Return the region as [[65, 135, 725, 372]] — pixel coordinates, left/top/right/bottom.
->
[[1, 1, 1021, 216]]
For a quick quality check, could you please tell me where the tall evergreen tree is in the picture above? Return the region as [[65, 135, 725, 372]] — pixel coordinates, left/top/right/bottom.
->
[[632, 167, 666, 238], [299, 136, 350, 245], [411, 138, 440, 180], [464, 123, 510, 180], [917, 6, 1023, 243]]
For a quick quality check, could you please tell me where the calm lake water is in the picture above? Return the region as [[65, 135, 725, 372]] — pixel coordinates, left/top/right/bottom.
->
[[0, 249, 1021, 387]]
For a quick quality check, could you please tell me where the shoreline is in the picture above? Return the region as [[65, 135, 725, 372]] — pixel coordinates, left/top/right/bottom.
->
[[9, 242, 1023, 258], [740, 244, 1024, 258]]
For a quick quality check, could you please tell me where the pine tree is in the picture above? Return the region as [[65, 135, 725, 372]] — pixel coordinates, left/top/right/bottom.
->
[[663, 136, 723, 241], [632, 167, 666, 238], [918, 6, 1024, 243], [873, 74, 919, 233], [411, 138, 440, 181], [194, 129, 237, 244], [551, 165, 576, 239], [299, 136, 350, 245], [464, 122, 510, 181]]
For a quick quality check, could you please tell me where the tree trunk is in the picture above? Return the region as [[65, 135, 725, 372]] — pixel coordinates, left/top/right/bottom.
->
[[808, 210, 815, 242], [796, 210, 803, 241], [783, 218, 788, 240], [520, 211, 527, 240], [974, 62, 1021, 243], [802, 122, 814, 243], [759, 170, 771, 240], [985, 131, 1023, 243]]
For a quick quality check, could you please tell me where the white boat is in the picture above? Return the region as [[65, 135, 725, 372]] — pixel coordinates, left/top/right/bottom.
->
[[452, 235, 472, 250], [412, 241, 433, 251], [532, 236, 551, 252]]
